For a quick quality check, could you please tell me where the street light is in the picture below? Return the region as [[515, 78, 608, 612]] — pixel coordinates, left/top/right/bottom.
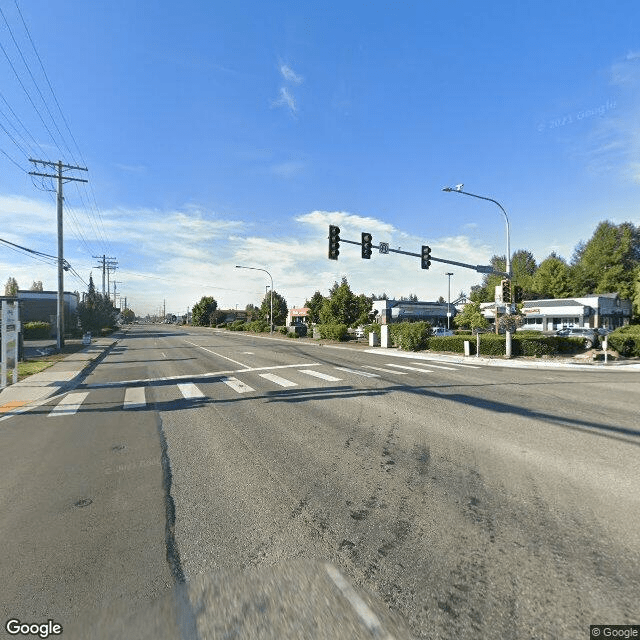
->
[[445, 272, 454, 329], [236, 265, 274, 334], [442, 186, 511, 278]]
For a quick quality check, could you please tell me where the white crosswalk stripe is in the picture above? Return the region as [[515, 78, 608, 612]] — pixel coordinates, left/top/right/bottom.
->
[[124, 386, 146, 409], [48, 392, 89, 417], [221, 376, 254, 393], [385, 363, 434, 373], [299, 369, 343, 382], [258, 373, 298, 387], [410, 361, 458, 371], [363, 365, 408, 375], [334, 367, 380, 378], [177, 382, 205, 399]]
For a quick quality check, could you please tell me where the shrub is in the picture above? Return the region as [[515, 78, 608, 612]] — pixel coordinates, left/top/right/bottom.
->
[[246, 320, 269, 333], [229, 320, 246, 331], [317, 324, 349, 341], [364, 323, 380, 339], [607, 326, 640, 357], [389, 321, 431, 351], [23, 321, 51, 340]]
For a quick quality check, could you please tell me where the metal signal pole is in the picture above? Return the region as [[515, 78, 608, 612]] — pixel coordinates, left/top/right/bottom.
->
[[29, 159, 88, 350]]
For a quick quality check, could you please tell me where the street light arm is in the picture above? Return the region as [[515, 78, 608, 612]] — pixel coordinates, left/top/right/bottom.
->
[[235, 265, 274, 333], [442, 187, 511, 277]]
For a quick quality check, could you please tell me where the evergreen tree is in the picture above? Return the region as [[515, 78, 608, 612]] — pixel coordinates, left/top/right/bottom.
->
[[532, 253, 571, 299], [192, 296, 218, 326]]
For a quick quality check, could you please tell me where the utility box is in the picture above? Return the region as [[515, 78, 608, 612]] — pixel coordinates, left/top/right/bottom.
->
[[369, 331, 380, 347], [464, 340, 470, 357]]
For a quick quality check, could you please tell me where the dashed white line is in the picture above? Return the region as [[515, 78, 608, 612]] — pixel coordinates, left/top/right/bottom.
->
[[299, 369, 343, 382], [123, 386, 146, 409], [48, 392, 89, 417], [334, 366, 380, 378], [221, 376, 255, 393], [363, 365, 408, 375], [410, 361, 458, 371], [177, 382, 205, 399], [259, 373, 298, 387], [386, 363, 433, 373]]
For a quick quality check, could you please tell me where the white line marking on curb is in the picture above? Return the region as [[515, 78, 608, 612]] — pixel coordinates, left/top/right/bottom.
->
[[48, 392, 89, 417], [325, 564, 395, 640], [334, 366, 380, 378], [258, 373, 297, 387], [221, 377, 254, 393], [177, 383, 205, 399], [124, 387, 146, 409], [299, 370, 342, 382]]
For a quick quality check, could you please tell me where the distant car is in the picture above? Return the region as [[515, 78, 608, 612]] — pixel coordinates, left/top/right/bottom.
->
[[556, 327, 599, 348], [597, 328, 613, 336], [354, 327, 365, 339], [432, 327, 454, 337]]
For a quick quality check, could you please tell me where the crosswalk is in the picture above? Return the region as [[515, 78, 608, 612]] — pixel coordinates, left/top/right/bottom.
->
[[44, 360, 479, 417]]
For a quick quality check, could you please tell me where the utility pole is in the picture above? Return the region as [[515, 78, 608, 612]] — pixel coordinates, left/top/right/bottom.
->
[[93, 254, 117, 296], [29, 159, 88, 351], [106, 261, 118, 300], [112, 281, 123, 308], [445, 272, 454, 330]]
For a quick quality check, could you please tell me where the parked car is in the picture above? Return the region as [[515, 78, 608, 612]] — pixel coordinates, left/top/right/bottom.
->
[[556, 327, 599, 348], [354, 327, 365, 339], [597, 328, 613, 336], [432, 327, 454, 337]]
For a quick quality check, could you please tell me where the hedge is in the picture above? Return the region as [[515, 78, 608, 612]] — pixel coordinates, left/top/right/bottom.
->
[[23, 321, 51, 340], [607, 325, 640, 357], [389, 322, 431, 351], [316, 324, 349, 341]]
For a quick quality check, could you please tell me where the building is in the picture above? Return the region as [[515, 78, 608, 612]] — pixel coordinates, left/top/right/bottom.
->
[[16, 290, 79, 335], [287, 307, 310, 326], [372, 299, 455, 326], [477, 292, 632, 332]]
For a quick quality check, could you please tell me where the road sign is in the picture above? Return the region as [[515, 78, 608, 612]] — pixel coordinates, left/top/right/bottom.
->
[[1, 300, 20, 388], [378, 242, 389, 254]]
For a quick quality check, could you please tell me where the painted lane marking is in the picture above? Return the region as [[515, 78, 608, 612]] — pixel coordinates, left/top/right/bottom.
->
[[410, 361, 458, 371], [299, 370, 343, 382], [325, 564, 395, 640], [415, 357, 480, 369], [184, 340, 250, 368], [81, 362, 320, 389], [363, 365, 408, 375], [386, 363, 434, 373], [48, 392, 89, 417], [221, 377, 254, 393], [334, 367, 380, 378], [177, 382, 205, 399], [124, 386, 146, 409], [258, 373, 297, 387]]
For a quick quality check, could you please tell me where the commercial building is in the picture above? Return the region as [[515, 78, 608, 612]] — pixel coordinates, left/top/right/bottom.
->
[[16, 290, 79, 336], [478, 292, 632, 332], [372, 299, 455, 327]]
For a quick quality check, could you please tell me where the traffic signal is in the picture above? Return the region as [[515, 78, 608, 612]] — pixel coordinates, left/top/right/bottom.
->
[[513, 285, 523, 303], [421, 245, 431, 269], [361, 232, 372, 259], [502, 279, 511, 303], [328, 225, 340, 260]]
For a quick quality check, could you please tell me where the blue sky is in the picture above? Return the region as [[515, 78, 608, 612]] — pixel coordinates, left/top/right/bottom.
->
[[1, 1, 639, 316]]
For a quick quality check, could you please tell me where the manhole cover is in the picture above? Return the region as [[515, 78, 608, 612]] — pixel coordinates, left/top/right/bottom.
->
[[74, 498, 93, 508], [111, 444, 126, 451]]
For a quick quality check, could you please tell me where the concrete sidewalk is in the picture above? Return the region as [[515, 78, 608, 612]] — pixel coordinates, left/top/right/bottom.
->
[[0, 336, 118, 416]]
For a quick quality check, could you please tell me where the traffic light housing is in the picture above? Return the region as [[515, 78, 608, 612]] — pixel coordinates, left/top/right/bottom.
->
[[328, 225, 340, 260], [502, 279, 511, 303], [361, 232, 372, 259], [513, 285, 523, 303], [421, 245, 431, 269]]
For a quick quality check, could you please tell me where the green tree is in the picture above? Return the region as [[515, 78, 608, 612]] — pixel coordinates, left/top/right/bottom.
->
[[192, 296, 218, 326], [4, 276, 18, 296], [531, 253, 571, 299], [304, 291, 325, 324], [570, 221, 640, 299], [454, 301, 489, 331], [258, 290, 288, 325], [354, 293, 373, 326], [245, 303, 258, 321], [77, 274, 117, 333], [320, 277, 360, 326], [30, 280, 44, 291], [121, 308, 136, 323]]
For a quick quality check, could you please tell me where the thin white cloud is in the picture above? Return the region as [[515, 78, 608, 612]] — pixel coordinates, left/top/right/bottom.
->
[[270, 161, 305, 178], [271, 87, 297, 113], [280, 64, 303, 85]]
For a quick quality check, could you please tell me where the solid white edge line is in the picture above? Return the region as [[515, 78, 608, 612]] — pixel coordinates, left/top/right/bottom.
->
[[324, 564, 395, 640]]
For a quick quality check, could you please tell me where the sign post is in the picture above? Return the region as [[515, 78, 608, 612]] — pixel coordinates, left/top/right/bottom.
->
[[1, 300, 20, 389]]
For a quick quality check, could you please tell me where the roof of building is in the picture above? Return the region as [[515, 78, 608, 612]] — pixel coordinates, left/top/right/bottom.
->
[[523, 299, 583, 308]]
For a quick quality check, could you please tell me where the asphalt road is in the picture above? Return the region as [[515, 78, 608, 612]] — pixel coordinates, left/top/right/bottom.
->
[[1, 324, 638, 639]]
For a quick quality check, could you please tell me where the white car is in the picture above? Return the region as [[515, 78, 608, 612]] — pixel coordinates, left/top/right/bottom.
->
[[432, 327, 454, 337]]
